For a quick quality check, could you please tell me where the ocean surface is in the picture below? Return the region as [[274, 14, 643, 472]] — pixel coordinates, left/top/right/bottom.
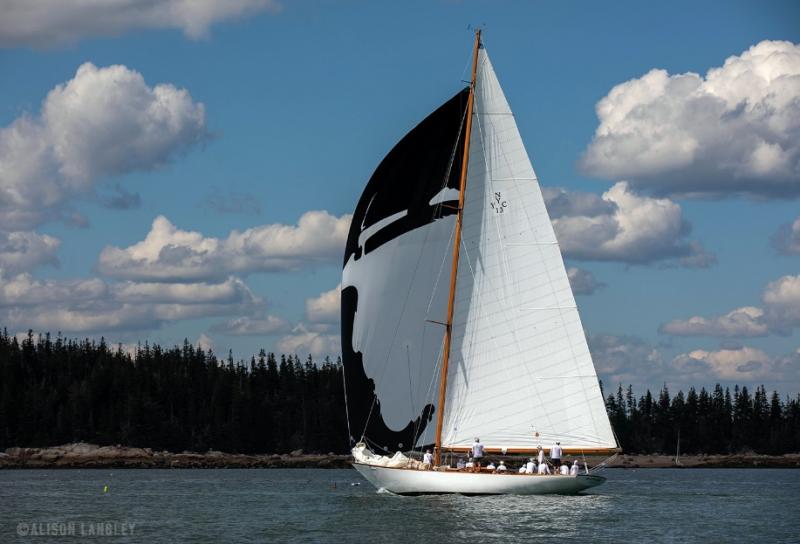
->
[[2, 468, 798, 543]]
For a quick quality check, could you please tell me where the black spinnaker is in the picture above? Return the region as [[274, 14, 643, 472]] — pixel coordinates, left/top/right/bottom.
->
[[341, 88, 469, 453]]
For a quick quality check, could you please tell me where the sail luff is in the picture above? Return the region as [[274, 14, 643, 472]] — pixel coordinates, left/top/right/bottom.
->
[[433, 29, 482, 467]]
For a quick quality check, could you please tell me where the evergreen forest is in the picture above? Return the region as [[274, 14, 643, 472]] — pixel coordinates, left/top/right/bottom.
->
[[2, 330, 799, 455]]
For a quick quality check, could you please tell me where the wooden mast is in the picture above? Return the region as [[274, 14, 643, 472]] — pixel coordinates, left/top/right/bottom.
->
[[433, 29, 481, 467]]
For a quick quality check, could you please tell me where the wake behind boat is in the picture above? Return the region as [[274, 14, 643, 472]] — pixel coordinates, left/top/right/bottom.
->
[[341, 30, 619, 495]]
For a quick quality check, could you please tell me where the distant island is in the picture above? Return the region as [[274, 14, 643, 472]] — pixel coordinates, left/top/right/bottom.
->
[[1, 329, 799, 466]]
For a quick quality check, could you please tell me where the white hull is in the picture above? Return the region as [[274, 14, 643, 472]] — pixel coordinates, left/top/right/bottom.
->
[[353, 463, 605, 495]]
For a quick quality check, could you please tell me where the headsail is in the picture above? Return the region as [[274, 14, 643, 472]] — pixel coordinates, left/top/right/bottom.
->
[[341, 90, 469, 452], [441, 48, 617, 452]]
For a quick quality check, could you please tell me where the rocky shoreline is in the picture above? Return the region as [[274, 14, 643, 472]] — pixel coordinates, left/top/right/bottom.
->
[[604, 452, 800, 469], [0, 443, 352, 469], [1, 443, 798, 469]]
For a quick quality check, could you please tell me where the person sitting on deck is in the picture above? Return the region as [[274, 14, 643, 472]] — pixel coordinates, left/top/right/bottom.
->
[[471, 438, 485, 472], [422, 449, 433, 470], [570, 460, 580, 476], [537, 460, 551, 475], [518, 464, 527, 474], [559, 463, 569, 475], [525, 458, 535, 474], [465, 457, 474, 469], [496, 461, 507, 473], [486, 461, 496, 471], [456, 457, 466, 470]]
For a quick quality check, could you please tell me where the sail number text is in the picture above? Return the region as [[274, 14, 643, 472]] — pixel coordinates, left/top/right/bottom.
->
[[490, 192, 508, 213]]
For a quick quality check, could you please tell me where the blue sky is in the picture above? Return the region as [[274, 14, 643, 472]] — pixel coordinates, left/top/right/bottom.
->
[[0, 0, 798, 394]]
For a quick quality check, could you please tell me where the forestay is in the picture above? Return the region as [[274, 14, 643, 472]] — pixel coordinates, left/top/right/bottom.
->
[[441, 49, 616, 452]]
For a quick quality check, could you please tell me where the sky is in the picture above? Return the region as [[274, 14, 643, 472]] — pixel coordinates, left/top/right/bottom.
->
[[0, 0, 798, 395]]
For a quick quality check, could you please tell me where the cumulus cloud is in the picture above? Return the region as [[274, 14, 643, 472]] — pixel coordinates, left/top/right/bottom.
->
[[0, 62, 207, 230], [0, 273, 107, 307], [762, 274, 800, 331], [772, 216, 800, 255], [660, 274, 800, 338], [276, 324, 340, 358], [0, 0, 280, 48], [196, 333, 214, 352], [0, 271, 261, 333], [97, 211, 352, 282], [114, 276, 255, 305], [566, 267, 605, 295], [239, 283, 343, 351], [0, 231, 60, 275], [581, 40, 800, 199], [672, 346, 775, 381], [590, 333, 800, 391], [543, 183, 715, 266], [305, 284, 341, 323], [211, 315, 290, 336], [543, 188, 616, 219], [588, 334, 665, 388], [659, 306, 769, 338]]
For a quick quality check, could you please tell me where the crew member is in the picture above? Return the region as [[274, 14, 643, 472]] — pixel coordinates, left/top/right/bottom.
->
[[551, 441, 563, 468], [422, 449, 433, 470], [471, 438, 485, 472], [525, 458, 535, 474]]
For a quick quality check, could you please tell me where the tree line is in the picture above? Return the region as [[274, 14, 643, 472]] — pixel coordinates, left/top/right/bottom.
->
[[1, 329, 799, 454], [0, 330, 348, 454], [603, 382, 800, 455]]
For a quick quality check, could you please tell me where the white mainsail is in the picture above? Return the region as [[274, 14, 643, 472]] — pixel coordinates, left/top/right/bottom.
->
[[441, 49, 616, 452]]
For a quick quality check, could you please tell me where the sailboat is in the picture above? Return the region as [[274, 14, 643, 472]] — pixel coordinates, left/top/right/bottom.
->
[[341, 30, 619, 495]]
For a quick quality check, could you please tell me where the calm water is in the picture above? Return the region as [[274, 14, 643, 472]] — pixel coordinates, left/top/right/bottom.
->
[[1, 468, 798, 543]]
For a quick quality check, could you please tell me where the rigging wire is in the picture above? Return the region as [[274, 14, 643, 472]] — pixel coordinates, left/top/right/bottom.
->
[[341, 359, 353, 445], [415, 334, 446, 450]]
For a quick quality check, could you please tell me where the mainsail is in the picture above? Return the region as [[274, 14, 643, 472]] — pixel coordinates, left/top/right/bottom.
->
[[441, 48, 616, 453], [342, 39, 616, 455]]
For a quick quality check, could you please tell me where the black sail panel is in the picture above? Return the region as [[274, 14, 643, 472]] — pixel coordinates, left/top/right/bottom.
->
[[342, 88, 469, 452]]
